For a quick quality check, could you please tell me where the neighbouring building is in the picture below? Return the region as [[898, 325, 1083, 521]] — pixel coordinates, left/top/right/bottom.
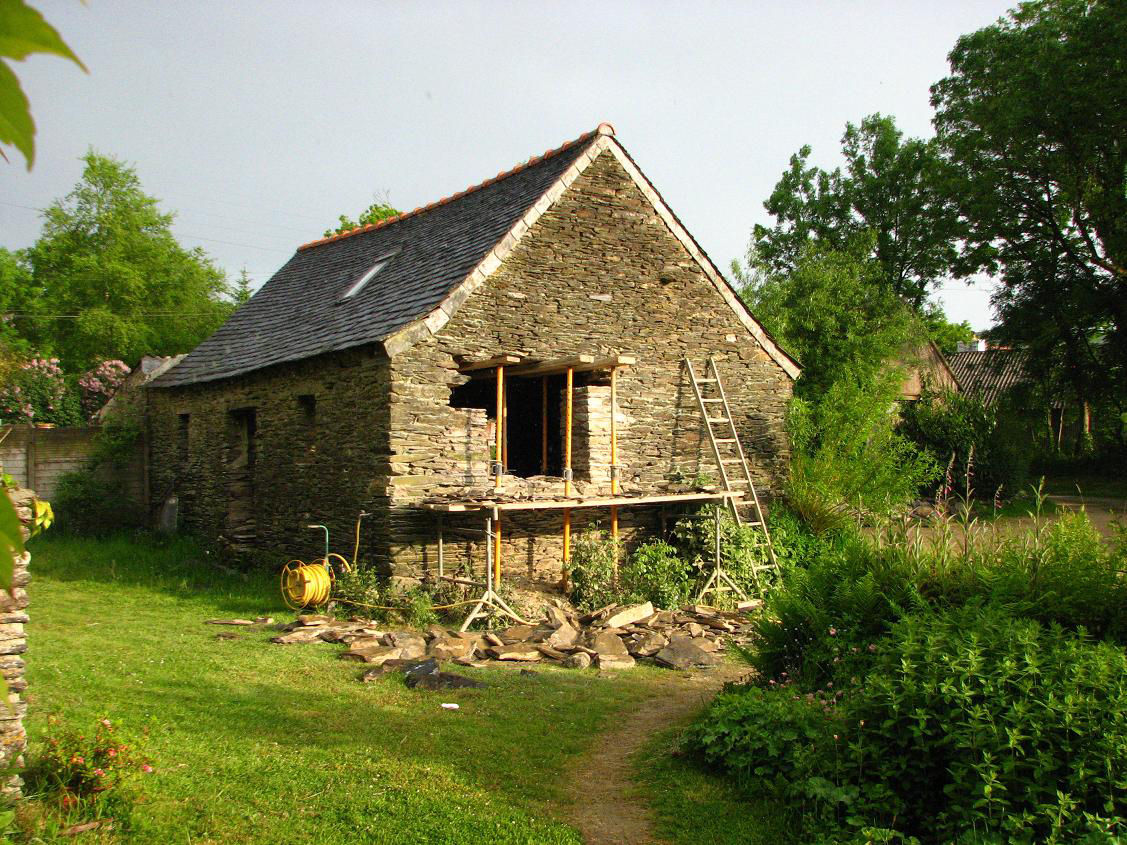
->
[[146, 124, 800, 588], [898, 341, 961, 402]]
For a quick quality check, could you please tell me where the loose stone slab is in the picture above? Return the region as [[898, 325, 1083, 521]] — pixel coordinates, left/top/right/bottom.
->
[[340, 645, 403, 665], [602, 602, 654, 629], [490, 644, 542, 661], [562, 652, 592, 670], [653, 636, 723, 670]]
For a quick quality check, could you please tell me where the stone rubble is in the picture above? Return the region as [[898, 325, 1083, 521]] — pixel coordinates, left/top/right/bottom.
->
[[267, 599, 762, 680]]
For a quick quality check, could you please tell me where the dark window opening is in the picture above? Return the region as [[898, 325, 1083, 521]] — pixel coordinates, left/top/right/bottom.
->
[[506, 375, 564, 477], [297, 394, 316, 424], [228, 408, 257, 472], [177, 413, 190, 466]]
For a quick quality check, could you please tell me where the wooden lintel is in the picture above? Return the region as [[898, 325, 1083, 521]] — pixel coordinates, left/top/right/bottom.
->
[[504, 353, 637, 378], [459, 354, 523, 372], [418, 490, 741, 513]]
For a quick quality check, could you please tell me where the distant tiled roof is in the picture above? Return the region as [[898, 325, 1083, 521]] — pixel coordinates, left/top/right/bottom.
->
[[947, 348, 1033, 405], [154, 130, 599, 387]]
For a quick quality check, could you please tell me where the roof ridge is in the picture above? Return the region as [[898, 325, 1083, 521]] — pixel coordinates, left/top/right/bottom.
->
[[298, 123, 615, 252]]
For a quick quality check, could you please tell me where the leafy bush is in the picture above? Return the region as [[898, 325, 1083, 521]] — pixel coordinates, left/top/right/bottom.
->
[[692, 607, 1127, 843], [331, 566, 385, 611], [53, 421, 145, 535], [565, 525, 620, 611], [0, 357, 82, 426], [845, 607, 1127, 842], [787, 374, 938, 534], [24, 715, 153, 825], [899, 391, 1030, 498], [750, 536, 925, 688], [686, 684, 840, 799], [619, 541, 694, 609]]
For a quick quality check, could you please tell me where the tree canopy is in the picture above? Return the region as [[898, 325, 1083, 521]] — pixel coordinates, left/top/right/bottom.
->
[[751, 114, 962, 308], [932, 0, 1126, 413], [8, 151, 234, 371], [323, 200, 401, 238], [738, 237, 924, 399]]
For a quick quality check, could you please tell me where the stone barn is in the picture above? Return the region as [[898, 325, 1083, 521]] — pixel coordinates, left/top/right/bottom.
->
[[146, 124, 799, 593]]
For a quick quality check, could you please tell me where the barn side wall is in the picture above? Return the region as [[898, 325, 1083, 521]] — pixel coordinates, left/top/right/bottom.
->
[[145, 346, 391, 561], [385, 149, 793, 585]]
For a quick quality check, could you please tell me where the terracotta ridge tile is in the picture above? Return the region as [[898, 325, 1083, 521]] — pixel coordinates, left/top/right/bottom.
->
[[297, 125, 603, 252]]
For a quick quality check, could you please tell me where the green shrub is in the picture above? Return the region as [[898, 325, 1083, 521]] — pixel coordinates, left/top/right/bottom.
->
[[751, 536, 926, 688], [53, 421, 145, 536], [671, 506, 779, 600], [565, 525, 621, 611], [619, 541, 694, 609], [691, 607, 1127, 843], [844, 607, 1127, 842], [787, 374, 938, 534], [686, 684, 840, 800], [331, 566, 386, 615], [899, 391, 1031, 498]]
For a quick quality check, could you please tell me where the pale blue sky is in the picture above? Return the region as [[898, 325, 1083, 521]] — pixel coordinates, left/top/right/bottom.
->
[[2, 0, 1012, 329]]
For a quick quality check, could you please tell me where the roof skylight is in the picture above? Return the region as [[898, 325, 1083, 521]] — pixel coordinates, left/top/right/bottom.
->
[[340, 251, 397, 300]]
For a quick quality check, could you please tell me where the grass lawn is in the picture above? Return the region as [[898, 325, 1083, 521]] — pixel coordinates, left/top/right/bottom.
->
[[20, 533, 679, 844], [635, 726, 794, 845], [1041, 474, 1127, 500]]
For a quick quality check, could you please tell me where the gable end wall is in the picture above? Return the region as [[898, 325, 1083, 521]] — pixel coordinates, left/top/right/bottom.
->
[[384, 150, 793, 582]]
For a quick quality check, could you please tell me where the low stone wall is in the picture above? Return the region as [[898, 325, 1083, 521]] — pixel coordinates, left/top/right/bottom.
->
[[1, 488, 35, 798]]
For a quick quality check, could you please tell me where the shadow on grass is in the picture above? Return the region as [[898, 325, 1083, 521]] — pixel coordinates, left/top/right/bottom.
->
[[27, 532, 281, 618]]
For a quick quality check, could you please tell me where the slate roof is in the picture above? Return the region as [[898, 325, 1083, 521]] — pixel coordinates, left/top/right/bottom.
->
[[947, 348, 1033, 405], [154, 130, 599, 387]]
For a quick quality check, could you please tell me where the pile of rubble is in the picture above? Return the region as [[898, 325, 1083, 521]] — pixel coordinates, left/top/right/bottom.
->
[[265, 599, 762, 677]]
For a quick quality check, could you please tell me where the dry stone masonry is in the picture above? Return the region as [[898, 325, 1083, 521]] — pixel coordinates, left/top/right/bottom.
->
[[2, 489, 36, 798]]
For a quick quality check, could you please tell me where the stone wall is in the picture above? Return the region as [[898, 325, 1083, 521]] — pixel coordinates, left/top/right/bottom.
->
[[146, 346, 392, 561], [385, 148, 794, 582], [2, 489, 35, 798]]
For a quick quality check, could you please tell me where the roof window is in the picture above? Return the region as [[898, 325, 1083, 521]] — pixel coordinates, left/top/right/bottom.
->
[[340, 250, 398, 300]]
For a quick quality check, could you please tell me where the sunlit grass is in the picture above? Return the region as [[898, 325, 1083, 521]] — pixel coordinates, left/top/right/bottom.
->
[[21, 533, 663, 844]]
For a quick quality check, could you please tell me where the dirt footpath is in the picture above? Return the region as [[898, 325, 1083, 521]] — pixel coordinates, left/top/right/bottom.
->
[[558, 665, 747, 845]]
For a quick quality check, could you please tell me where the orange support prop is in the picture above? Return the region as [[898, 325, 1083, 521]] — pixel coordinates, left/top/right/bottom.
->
[[493, 509, 502, 585], [494, 365, 504, 490]]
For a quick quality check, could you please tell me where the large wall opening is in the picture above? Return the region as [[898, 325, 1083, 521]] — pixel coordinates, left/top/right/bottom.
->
[[449, 373, 571, 479]]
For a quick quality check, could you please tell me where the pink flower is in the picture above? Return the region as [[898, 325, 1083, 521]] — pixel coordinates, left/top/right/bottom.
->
[[141, 764, 153, 774], [100, 719, 111, 727], [94, 768, 105, 777], [828, 627, 837, 636]]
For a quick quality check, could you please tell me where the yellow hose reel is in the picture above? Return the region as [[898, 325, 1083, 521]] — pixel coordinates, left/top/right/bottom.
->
[[279, 514, 366, 610]]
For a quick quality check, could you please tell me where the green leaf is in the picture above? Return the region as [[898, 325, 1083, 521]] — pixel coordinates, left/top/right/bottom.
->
[[0, 0, 86, 67], [0, 58, 32, 167], [0, 489, 21, 592]]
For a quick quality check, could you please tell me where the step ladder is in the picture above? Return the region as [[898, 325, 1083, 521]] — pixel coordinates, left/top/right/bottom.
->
[[685, 356, 779, 596]]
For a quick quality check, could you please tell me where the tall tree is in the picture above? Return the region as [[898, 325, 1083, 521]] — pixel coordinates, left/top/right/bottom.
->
[[739, 237, 923, 398], [752, 114, 962, 308], [18, 151, 233, 370], [931, 0, 1127, 414]]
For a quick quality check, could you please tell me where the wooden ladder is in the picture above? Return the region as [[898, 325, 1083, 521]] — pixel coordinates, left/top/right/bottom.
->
[[685, 356, 779, 593]]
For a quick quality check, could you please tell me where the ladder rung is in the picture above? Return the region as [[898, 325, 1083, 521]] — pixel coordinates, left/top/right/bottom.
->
[[707, 417, 729, 423], [701, 398, 723, 403], [697, 378, 718, 383], [721, 459, 744, 464], [714, 438, 736, 443]]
